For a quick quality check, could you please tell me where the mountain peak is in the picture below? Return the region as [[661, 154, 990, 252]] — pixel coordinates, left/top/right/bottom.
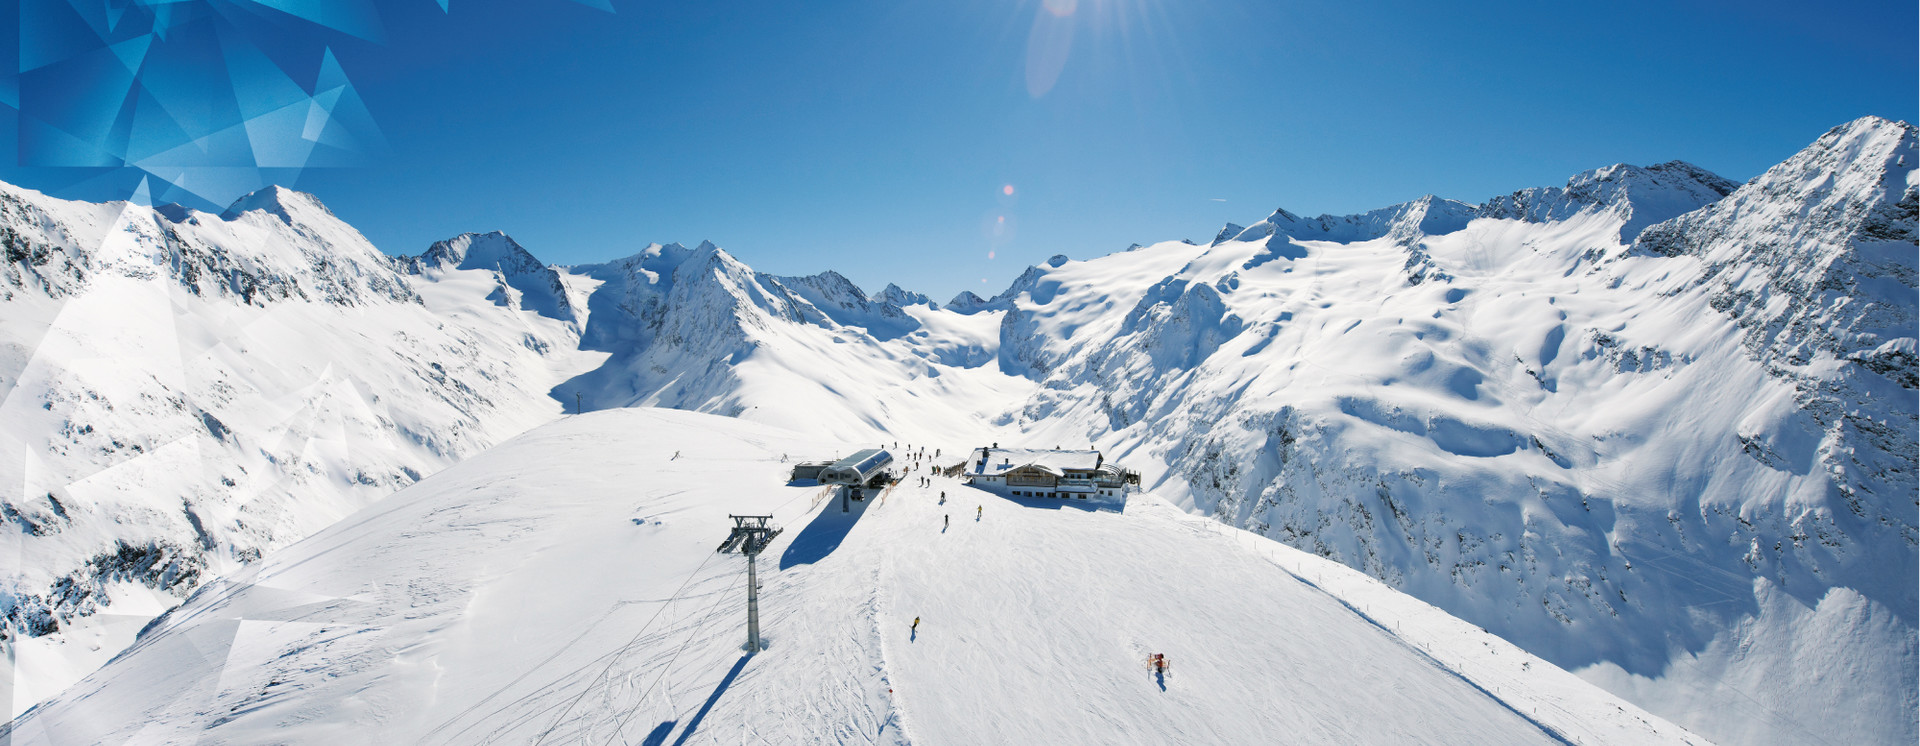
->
[[874, 282, 933, 308], [413, 231, 576, 322], [1211, 223, 1245, 246], [419, 231, 539, 272], [946, 290, 989, 312], [1479, 160, 1736, 240], [219, 185, 335, 224]]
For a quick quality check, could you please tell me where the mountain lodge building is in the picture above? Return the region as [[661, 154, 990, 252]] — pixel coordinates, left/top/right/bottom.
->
[[961, 446, 1137, 499]]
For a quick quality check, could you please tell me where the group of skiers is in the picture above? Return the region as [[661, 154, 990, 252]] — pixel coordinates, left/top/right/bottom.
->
[[889, 442, 984, 535]]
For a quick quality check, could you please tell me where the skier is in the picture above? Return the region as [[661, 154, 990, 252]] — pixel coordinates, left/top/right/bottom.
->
[[939, 491, 945, 504], [944, 514, 949, 529], [976, 505, 982, 520], [912, 617, 920, 631]]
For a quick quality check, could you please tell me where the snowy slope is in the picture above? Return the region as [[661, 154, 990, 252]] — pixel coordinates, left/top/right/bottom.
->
[[0, 184, 602, 714], [1, 409, 1706, 745]]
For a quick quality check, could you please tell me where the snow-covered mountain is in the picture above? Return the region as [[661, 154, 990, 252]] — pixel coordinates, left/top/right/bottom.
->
[[404, 231, 579, 323], [998, 116, 1917, 746], [2, 116, 1913, 745], [0, 185, 602, 710]]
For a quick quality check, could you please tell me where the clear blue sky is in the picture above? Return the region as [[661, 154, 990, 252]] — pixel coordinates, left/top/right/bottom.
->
[[5, 0, 1915, 301]]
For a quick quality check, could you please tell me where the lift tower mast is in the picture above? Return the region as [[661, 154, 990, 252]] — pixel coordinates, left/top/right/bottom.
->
[[716, 514, 781, 654]]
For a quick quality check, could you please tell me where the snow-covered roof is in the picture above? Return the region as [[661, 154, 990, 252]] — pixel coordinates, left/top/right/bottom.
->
[[966, 448, 1102, 477]]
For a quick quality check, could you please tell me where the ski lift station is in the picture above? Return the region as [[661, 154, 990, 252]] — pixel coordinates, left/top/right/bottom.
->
[[819, 448, 894, 487], [788, 450, 894, 487], [962, 446, 1138, 499]]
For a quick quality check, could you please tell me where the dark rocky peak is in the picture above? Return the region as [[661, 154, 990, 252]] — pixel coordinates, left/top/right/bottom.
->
[[1211, 223, 1246, 246], [874, 283, 933, 308], [946, 290, 990, 313]]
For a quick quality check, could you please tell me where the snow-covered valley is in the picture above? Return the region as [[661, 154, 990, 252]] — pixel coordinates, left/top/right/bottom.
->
[[1, 115, 1914, 744]]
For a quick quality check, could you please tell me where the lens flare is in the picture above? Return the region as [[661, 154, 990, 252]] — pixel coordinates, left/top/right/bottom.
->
[[1024, 3, 1075, 97], [1003, 184, 1015, 196]]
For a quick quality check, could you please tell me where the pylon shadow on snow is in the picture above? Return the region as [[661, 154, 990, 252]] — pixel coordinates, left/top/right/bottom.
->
[[640, 720, 676, 746], [778, 489, 871, 569], [669, 655, 750, 746]]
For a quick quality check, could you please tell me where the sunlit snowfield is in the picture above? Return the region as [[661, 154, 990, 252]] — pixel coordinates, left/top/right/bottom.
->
[[4, 409, 1707, 745]]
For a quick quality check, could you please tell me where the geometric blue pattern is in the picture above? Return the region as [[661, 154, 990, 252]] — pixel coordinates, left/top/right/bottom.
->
[[7, 0, 612, 209]]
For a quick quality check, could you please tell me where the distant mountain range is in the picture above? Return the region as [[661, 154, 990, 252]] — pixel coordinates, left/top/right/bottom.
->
[[1, 116, 1912, 745]]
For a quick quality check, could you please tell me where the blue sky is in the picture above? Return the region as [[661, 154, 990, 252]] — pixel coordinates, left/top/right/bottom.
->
[[5, 0, 1916, 301]]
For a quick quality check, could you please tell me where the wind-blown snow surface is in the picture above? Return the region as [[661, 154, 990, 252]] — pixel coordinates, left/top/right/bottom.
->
[[1, 409, 1705, 745], [2, 116, 1913, 745]]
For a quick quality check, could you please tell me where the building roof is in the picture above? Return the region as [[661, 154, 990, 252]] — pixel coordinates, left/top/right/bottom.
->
[[830, 449, 889, 472], [822, 448, 894, 484], [965, 448, 1102, 477]]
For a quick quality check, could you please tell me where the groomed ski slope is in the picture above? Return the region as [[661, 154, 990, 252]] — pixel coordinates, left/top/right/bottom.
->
[[3, 409, 1706, 745]]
